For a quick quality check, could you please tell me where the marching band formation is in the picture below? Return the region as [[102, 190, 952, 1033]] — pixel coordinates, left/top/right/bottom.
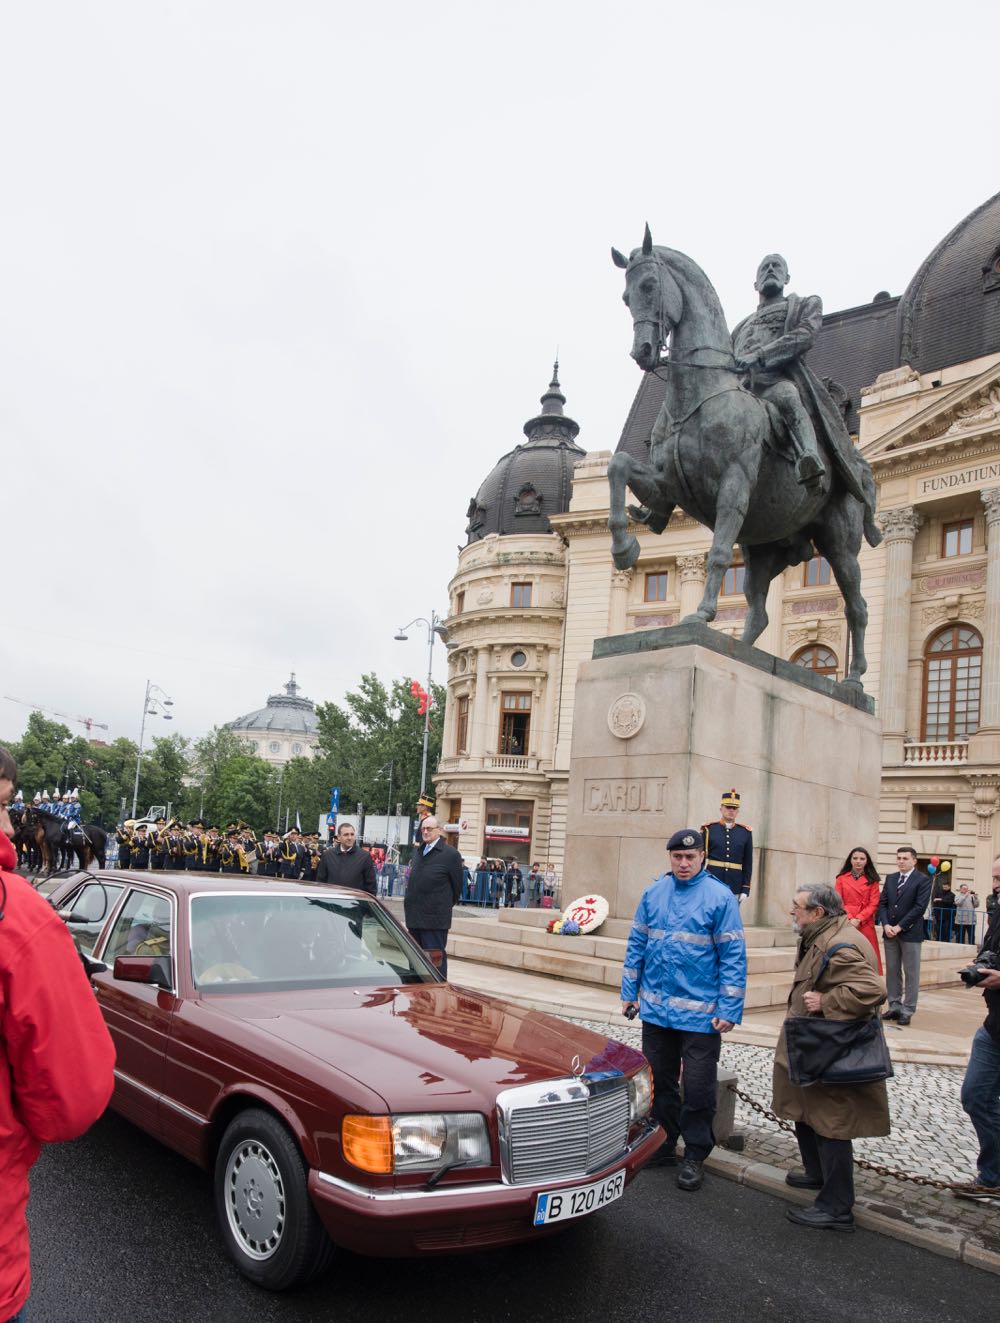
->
[[113, 819, 326, 878]]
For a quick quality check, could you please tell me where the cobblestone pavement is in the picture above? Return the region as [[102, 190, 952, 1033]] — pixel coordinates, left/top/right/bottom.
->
[[574, 1017, 1000, 1253]]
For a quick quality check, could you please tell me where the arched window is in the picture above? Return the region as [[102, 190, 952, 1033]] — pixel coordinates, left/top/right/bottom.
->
[[792, 645, 838, 677], [922, 625, 982, 740]]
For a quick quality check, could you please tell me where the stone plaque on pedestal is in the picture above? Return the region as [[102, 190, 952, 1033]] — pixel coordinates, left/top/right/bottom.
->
[[563, 623, 882, 927]]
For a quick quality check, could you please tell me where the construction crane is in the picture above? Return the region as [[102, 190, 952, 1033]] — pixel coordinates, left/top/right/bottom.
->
[[3, 695, 110, 734]]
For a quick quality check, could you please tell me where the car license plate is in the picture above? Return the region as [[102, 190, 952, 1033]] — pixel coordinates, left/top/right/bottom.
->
[[533, 1169, 625, 1226]]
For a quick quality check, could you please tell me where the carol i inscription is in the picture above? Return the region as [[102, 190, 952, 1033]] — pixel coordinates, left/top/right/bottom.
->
[[585, 778, 667, 814]]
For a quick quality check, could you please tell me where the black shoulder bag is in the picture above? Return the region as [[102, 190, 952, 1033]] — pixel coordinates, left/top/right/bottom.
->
[[784, 942, 894, 1087]]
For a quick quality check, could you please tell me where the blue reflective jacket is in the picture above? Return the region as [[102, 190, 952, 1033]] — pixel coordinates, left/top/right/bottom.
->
[[621, 868, 747, 1031]]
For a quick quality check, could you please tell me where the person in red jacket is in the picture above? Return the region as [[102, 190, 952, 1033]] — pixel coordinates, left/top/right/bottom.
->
[[835, 845, 883, 974], [0, 745, 116, 1323]]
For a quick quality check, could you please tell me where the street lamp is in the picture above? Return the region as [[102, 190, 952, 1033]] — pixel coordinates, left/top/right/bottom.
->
[[394, 611, 448, 798], [131, 679, 174, 819]]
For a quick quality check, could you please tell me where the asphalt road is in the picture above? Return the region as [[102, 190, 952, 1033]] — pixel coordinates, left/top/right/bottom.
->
[[26, 1112, 996, 1323]]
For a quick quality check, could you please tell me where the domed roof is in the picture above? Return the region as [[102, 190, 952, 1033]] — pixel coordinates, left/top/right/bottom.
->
[[228, 674, 318, 736], [465, 363, 585, 543], [899, 189, 1000, 372]]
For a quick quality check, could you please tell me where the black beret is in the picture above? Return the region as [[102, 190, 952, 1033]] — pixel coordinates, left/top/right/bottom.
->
[[667, 828, 703, 851]]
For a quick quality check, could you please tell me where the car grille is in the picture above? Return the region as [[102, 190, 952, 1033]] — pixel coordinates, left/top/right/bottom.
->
[[497, 1075, 630, 1185]]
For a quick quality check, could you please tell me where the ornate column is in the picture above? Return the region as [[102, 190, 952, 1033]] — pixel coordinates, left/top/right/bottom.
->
[[878, 506, 922, 762], [677, 552, 707, 619], [608, 568, 633, 634], [968, 775, 1000, 900], [979, 488, 1000, 730], [470, 646, 491, 766]]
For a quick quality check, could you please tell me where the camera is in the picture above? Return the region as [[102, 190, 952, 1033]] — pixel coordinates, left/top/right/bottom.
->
[[624, 1004, 639, 1020], [958, 949, 1000, 987]]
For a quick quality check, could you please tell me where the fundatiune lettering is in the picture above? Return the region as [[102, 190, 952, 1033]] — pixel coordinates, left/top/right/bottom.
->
[[584, 778, 667, 813], [919, 463, 1000, 495]]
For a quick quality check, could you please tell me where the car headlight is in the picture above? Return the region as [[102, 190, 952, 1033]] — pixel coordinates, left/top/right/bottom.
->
[[628, 1066, 653, 1122], [342, 1112, 491, 1174]]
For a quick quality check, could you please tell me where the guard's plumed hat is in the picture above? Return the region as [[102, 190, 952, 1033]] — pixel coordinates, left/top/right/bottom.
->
[[666, 828, 703, 851], [721, 788, 741, 807], [416, 795, 435, 811]]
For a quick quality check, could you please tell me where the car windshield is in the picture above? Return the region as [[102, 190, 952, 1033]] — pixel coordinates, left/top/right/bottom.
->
[[189, 893, 436, 992]]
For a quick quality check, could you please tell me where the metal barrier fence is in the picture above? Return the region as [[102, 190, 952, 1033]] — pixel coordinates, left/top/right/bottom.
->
[[926, 904, 992, 945]]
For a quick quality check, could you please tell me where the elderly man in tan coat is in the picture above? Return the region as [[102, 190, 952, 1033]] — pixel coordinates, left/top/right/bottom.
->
[[773, 882, 889, 1231]]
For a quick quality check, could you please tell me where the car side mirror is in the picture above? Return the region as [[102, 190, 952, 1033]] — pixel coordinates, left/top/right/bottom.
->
[[113, 955, 173, 990]]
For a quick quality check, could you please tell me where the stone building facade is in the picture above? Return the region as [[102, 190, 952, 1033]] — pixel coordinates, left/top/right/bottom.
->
[[436, 190, 1000, 888]]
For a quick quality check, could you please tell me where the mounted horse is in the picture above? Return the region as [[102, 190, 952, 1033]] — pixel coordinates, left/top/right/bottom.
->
[[608, 226, 881, 688], [21, 807, 107, 875]]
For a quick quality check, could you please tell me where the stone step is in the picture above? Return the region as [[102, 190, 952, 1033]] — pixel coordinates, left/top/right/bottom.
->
[[490, 906, 797, 947], [446, 918, 976, 1004], [448, 912, 799, 976]]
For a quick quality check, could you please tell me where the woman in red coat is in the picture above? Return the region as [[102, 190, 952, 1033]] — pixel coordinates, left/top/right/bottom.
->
[[1, 745, 116, 1323], [835, 846, 883, 973]]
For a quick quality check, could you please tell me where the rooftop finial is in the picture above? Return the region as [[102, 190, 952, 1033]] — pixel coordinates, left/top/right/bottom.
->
[[540, 358, 566, 416], [285, 672, 299, 698]]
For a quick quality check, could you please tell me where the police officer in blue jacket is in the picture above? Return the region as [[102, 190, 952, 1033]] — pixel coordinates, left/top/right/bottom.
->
[[703, 788, 753, 902], [621, 827, 747, 1192]]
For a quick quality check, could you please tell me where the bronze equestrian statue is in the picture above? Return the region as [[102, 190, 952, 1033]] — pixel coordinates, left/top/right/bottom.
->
[[609, 226, 881, 689]]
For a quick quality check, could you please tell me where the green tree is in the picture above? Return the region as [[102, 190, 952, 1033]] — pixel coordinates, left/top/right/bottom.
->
[[135, 733, 190, 815], [304, 673, 445, 837], [214, 756, 278, 829], [10, 711, 77, 797], [183, 726, 258, 824]]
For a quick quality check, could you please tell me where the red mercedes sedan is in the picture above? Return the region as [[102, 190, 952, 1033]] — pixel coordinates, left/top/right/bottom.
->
[[49, 871, 661, 1290]]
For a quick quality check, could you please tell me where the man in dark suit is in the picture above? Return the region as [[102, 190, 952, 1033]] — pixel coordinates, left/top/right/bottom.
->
[[404, 816, 463, 977], [876, 845, 932, 1025]]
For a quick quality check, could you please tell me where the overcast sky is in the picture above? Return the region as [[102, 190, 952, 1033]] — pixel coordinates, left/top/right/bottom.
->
[[2, 1, 997, 747]]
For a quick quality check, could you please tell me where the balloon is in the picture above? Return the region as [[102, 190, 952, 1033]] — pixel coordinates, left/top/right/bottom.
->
[[941, 860, 952, 873], [927, 863, 937, 874], [930, 856, 940, 867]]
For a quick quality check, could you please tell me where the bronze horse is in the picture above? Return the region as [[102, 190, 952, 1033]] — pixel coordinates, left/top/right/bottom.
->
[[609, 227, 880, 688]]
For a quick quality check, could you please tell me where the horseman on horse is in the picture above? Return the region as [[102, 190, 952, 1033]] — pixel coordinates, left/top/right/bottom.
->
[[608, 227, 882, 689]]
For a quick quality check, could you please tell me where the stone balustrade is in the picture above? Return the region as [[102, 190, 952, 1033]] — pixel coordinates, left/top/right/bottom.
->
[[902, 740, 969, 765]]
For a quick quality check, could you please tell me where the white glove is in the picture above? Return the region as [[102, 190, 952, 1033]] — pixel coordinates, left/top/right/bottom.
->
[[738, 893, 748, 906]]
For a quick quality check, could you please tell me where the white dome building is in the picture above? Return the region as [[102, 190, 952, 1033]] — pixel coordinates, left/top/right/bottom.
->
[[227, 674, 319, 766]]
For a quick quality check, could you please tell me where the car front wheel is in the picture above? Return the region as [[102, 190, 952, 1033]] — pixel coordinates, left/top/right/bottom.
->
[[214, 1107, 333, 1290]]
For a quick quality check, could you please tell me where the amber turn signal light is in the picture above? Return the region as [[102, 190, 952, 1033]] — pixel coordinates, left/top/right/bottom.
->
[[342, 1114, 393, 1174]]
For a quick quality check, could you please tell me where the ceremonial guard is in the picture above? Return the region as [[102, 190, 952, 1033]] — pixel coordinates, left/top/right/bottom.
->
[[65, 789, 82, 825], [116, 821, 135, 869], [219, 826, 245, 875], [184, 821, 204, 870], [150, 816, 170, 870], [259, 830, 281, 876], [279, 829, 302, 878], [703, 789, 753, 903], [131, 824, 151, 869], [202, 826, 222, 872]]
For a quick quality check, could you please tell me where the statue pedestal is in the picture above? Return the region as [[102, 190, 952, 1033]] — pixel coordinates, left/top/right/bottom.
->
[[563, 623, 881, 927]]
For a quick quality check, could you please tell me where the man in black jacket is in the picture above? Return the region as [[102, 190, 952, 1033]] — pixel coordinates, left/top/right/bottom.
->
[[876, 845, 932, 1026], [317, 823, 377, 895], [958, 856, 1000, 1200], [404, 816, 463, 977]]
